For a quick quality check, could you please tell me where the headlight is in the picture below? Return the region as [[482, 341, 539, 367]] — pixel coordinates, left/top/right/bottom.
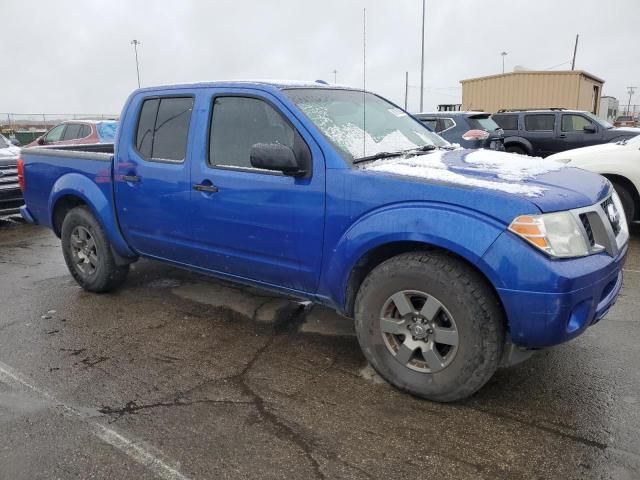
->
[[509, 212, 589, 258]]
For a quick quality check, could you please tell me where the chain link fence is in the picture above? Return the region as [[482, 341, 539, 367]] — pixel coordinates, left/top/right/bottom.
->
[[1, 113, 119, 132]]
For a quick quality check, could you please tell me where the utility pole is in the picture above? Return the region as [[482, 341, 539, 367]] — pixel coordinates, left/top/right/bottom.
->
[[362, 8, 366, 157], [501, 51, 508, 74], [571, 34, 579, 70], [404, 71, 409, 110], [131, 39, 142, 88], [627, 87, 637, 115], [332, 69, 338, 84], [419, 0, 426, 112]]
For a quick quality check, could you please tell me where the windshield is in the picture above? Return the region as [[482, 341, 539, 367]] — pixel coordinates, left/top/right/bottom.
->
[[584, 112, 613, 129], [467, 115, 501, 131], [284, 88, 449, 161]]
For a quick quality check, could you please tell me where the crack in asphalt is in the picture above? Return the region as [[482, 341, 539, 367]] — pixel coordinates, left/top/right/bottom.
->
[[99, 334, 331, 480], [464, 405, 609, 451], [98, 398, 254, 421]]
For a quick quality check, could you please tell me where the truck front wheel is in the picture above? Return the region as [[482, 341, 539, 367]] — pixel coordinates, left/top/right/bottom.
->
[[61, 206, 129, 293], [354, 251, 504, 402]]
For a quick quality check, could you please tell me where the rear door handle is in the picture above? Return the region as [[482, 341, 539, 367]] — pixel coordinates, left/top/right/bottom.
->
[[121, 174, 141, 183], [558, 134, 567, 138], [193, 183, 219, 193]]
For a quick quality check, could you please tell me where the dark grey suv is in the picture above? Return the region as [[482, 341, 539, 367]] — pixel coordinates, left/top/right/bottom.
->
[[414, 112, 505, 150], [492, 108, 640, 157]]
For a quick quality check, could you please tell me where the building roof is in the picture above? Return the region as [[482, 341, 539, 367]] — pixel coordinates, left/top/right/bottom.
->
[[460, 70, 605, 85]]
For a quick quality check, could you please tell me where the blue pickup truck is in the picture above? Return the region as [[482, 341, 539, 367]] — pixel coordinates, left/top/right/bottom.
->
[[18, 81, 629, 401]]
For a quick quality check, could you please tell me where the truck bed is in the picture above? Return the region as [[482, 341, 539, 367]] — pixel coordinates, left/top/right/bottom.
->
[[20, 144, 115, 229]]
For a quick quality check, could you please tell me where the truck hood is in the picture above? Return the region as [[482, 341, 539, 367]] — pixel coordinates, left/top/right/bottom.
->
[[361, 149, 610, 213]]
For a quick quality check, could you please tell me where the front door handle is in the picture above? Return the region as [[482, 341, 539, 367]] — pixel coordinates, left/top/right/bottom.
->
[[193, 183, 219, 193], [121, 174, 141, 183]]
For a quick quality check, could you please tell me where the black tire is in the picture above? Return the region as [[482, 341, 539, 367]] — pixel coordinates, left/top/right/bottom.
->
[[611, 181, 635, 224], [354, 251, 504, 402], [61, 206, 129, 293], [505, 144, 526, 155]]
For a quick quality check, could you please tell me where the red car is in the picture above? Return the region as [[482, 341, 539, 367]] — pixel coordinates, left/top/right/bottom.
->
[[27, 120, 118, 147], [613, 115, 638, 128]]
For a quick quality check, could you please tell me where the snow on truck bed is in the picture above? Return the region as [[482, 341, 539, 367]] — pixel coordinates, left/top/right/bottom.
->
[[363, 149, 566, 197]]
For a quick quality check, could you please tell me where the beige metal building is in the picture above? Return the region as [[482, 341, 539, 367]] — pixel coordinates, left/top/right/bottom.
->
[[460, 70, 604, 114]]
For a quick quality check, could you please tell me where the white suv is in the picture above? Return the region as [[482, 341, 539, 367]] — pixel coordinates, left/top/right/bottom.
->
[[548, 136, 640, 223]]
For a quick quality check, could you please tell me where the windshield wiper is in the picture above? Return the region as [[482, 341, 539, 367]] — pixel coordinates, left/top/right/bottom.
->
[[353, 145, 437, 164]]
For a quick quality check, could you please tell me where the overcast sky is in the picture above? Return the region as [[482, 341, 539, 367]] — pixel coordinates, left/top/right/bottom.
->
[[2, 0, 638, 115]]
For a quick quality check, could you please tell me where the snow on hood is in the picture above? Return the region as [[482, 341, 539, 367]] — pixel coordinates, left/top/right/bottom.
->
[[362, 149, 568, 198]]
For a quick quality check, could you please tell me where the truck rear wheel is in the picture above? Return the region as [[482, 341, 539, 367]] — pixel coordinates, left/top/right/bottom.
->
[[61, 206, 129, 293], [354, 251, 504, 402]]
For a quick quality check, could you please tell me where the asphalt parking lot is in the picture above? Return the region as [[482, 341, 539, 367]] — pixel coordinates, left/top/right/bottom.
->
[[0, 219, 639, 480]]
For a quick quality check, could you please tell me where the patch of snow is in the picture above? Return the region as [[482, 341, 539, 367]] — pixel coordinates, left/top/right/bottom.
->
[[463, 150, 566, 181], [297, 102, 427, 158], [363, 152, 547, 197]]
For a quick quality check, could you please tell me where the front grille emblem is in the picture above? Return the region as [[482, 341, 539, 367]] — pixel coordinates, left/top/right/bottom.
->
[[606, 203, 620, 232]]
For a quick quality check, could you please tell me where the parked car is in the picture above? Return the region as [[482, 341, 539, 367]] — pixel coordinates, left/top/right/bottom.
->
[[548, 135, 640, 224], [0, 133, 23, 217], [18, 81, 628, 402], [26, 120, 118, 147], [492, 108, 640, 157], [613, 115, 638, 128], [414, 111, 505, 150]]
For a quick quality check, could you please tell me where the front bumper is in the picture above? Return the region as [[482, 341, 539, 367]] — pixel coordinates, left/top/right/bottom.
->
[[482, 231, 627, 348]]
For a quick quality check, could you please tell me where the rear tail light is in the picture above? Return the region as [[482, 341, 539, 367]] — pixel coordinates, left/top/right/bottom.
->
[[17, 157, 25, 191], [462, 129, 490, 141]]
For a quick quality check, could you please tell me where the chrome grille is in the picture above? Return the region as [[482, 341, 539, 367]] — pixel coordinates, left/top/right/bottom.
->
[[572, 192, 628, 257], [0, 158, 23, 216], [600, 197, 621, 236], [579, 213, 595, 246]]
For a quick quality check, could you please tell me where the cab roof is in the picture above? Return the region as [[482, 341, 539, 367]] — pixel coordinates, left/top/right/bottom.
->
[[134, 80, 362, 93]]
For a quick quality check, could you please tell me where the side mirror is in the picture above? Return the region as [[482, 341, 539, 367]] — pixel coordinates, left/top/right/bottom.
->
[[250, 143, 305, 176], [583, 125, 597, 133], [37, 137, 45, 145]]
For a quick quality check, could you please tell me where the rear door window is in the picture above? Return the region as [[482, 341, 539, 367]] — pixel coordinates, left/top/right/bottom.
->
[[420, 119, 438, 131], [79, 124, 91, 138], [62, 123, 82, 140], [467, 116, 500, 131], [135, 97, 194, 162], [524, 114, 555, 131], [493, 114, 518, 130], [440, 118, 455, 131]]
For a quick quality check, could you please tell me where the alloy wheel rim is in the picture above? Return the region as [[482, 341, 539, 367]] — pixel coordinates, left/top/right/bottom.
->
[[70, 226, 98, 276], [379, 290, 459, 373]]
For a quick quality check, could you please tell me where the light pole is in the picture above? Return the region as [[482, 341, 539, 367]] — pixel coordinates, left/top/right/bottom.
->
[[419, 0, 426, 112], [332, 69, 338, 84], [501, 51, 508, 74], [627, 87, 636, 115], [131, 39, 142, 88]]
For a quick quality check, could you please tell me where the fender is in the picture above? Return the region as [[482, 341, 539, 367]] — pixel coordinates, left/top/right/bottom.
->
[[504, 136, 533, 154], [318, 202, 508, 311], [49, 172, 136, 258]]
